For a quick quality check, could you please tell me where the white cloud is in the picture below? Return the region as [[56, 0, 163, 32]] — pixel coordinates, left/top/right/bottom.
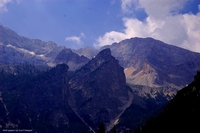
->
[[94, 31, 126, 47], [65, 36, 82, 45], [65, 33, 85, 45], [80, 32, 85, 38], [121, 0, 188, 17], [199, 4, 200, 11], [121, 0, 136, 13], [0, 0, 12, 13], [181, 12, 200, 51], [0, 0, 21, 13], [138, 0, 188, 19], [94, 0, 200, 52]]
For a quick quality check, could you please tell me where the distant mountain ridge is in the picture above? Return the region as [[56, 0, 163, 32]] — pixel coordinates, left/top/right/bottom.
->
[[99, 37, 200, 100], [0, 23, 64, 66], [54, 48, 90, 71], [1, 23, 200, 92], [101, 37, 200, 88]]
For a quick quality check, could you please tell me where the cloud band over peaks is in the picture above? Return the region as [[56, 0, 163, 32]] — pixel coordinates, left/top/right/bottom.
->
[[0, 0, 21, 13]]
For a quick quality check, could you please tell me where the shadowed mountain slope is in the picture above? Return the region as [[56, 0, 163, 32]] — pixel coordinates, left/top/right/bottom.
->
[[0, 64, 90, 133], [135, 71, 200, 133]]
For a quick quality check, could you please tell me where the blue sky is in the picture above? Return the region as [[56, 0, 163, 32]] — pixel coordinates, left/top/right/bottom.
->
[[0, 0, 200, 52]]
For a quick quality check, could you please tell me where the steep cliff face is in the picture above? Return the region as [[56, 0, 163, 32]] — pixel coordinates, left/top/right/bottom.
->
[[68, 48, 133, 131], [54, 48, 90, 71]]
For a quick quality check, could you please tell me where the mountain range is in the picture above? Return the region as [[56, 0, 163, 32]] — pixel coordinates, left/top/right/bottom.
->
[[0, 48, 132, 132], [0, 23, 64, 66], [100, 38, 200, 99], [0, 23, 200, 132], [1, 23, 200, 92], [101, 37, 200, 88]]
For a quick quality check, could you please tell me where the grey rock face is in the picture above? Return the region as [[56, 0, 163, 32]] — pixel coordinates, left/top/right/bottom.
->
[[100, 37, 200, 98], [68, 48, 133, 131], [72, 46, 98, 59], [54, 48, 90, 71]]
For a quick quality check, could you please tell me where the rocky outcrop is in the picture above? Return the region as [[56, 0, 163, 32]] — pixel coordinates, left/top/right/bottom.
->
[[68, 48, 133, 131], [54, 48, 90, 71]]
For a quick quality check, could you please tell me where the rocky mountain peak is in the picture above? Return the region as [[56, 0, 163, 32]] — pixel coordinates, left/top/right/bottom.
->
[[0, 24, 65, 66], [95, 48, 112, 61], [82, 48, 117, 73], [101, 37, 200, 89], [96, 48, 111, 57], [54, 48, 89, 71], [68, 48, 133, 131]]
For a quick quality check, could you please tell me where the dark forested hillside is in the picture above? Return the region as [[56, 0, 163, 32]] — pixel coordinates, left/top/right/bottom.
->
[[0, 64, 90, 133], [135, 71, 200, 133]]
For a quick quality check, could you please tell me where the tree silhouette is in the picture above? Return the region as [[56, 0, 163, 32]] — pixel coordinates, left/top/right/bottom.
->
[[97, 123, 106, 133], [112, 125, 117, 133]]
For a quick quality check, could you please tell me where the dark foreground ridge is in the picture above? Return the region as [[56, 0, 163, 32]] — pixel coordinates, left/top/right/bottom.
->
[[135, 71, 200, 133]]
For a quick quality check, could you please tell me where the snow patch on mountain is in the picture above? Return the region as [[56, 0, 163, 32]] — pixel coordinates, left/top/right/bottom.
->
[[6, 44, 49, 60], [7, 44, 35, 55]]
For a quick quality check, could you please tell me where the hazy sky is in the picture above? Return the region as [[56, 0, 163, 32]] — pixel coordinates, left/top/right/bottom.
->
[[0, 0, 200, 52]]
